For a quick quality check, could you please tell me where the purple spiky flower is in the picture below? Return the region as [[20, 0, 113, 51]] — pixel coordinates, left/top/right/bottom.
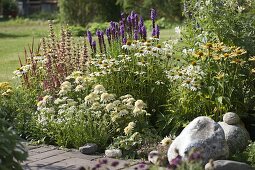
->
[[141, 25, 147, 40], [92, 40, 96, 53], [106, 28, 111, 45], [122, 37, 127, 45], [87, 30, 92, 48], [151, 9, 157, 28]]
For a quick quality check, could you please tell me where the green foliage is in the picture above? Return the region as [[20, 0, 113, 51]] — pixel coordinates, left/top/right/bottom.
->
[[0, 119, 28, 170], [0, 82, 38, 140], [183, 0, 255, 55], [2, 0, 18, 18], [231, 141, 255, 167], [86, 22, 109, 34], [59, 0, 120, 25]]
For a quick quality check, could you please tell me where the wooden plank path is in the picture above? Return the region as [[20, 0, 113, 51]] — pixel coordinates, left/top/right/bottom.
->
[[22, 144, 147, 170]]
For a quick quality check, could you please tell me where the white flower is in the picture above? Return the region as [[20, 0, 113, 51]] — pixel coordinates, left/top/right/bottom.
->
[[90, 102, 101, 110], [122, 44, 133, 50], [133, 107, 146, 116], [43, 95, 52, 103], [175, 26, 181, 35], [93, 84, 106, 94], [106, 103, 115, 112], [85, 92, 99, 105], [100, 93, 115, 103], [75, 85, 84, 92], [119, 109, 129, 116], [113, 100, 121, 106], [120, 94, 133, 100], [124, 122, 136, 135], [54, 98, 63, 105], [75, 76, 84, 84], [134, 100, 145, 110], [161, 136, 172, 146]]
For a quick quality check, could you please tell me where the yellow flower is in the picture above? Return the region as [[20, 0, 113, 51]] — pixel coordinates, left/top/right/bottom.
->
[[252, 68, 255, 73], [215, 72, 225, 80], [0, 82, 11, 90], [124, 122, 136, 135], [161, 136, 172, 146], [230, 58, 246, 65], [213, 55, 221, 61]]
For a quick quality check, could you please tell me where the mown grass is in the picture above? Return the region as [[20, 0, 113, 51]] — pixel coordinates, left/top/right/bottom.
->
[[0, 19, 176, 82]]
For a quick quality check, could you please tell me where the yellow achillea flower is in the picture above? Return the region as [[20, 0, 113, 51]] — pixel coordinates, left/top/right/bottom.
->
[[0, 82, 11, 90]]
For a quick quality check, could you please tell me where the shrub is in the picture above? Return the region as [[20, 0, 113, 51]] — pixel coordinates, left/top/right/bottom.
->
[[0, 82, 39, 140], [183, 0, 255, 55], [0, 119, 28, 170], [2, 0, 18, 18]]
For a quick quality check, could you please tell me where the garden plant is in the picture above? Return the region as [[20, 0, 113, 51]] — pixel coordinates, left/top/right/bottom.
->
[[0, 0, 255, 168]]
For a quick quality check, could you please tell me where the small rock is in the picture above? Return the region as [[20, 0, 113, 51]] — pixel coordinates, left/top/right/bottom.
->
[[148, 151, 159, 165], [219, 122, 250, 155], [105, 149, 122, 158], [205, 160, 254, 170], [167, 116, 229, 165], [223, 112, 240, 125], [79, 143, 98, 155]]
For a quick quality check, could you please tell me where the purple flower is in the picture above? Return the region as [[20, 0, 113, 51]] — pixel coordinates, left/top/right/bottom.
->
[[120, 25, 125, 37], [87, 30, 92, 47], [127, 15, 132, 24], [96, 30, 103, 53], [138, 162, 146, 169], [92, 40, 96, 53], [150, 8, 157, 20], [170, 155, 182, 167], [189, 151, 202, 161], [106, 28, 111, 45], [152, 28, 156, 37], [122, 37, 127, 45], [151, 9, 157, 28], [141, 26, 147, 40]]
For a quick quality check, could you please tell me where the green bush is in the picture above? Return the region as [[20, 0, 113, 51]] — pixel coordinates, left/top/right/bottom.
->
[[183, 0, 255, 55], [85, 22, 109, 34], [0, 119, 28, 170], [0, 82, 38, 140], [2, 0, 18, 18]]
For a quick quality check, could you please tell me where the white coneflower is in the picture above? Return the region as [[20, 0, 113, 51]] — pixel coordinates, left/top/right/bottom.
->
[[160, 136, 172, 146], [135, 100, 145, 110], [106, 103, 115, 112], [119, 109, 129, 116], [54, 98, 63, 105], [85, 92, 99, 105], [93, 84, 106, 94], [75, 85, 84, 92], [100, 93, 115, 103], [124, 122, 136, 135], [75, 76, 84, 84]]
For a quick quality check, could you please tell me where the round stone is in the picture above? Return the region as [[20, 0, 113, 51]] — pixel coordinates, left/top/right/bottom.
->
[[223, 112, 240, 125], [105, 149, 122, 158]]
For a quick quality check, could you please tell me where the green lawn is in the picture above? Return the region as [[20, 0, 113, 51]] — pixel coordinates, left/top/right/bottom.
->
[[0, 19, 176, 82], [0, 20, 49, 82]]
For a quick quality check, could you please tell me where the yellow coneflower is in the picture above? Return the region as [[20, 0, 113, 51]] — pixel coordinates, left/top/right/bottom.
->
[[213, 55, 221, 61]]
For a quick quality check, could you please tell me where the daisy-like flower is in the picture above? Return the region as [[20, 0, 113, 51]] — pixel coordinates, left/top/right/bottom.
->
[[93, 84, 106, 94], [133, 107, 146, 116], [251, 68, 255, 73], [75, 76, 84, 84], [122, 41, 134, 50], [54, 98, 63, 105], [100, 93, 115, 103], [124, 125, 134, 136], [75, 85, 84, 92], [119, 109, 129, 116], [90, 102, 101, 110], [135, 100, 146, 109], [113, 100, 121, 106], [137, 60, 148, 67], [230, 58, 246, 65], [85, 92, 99, 105], [106, 103, 115, 112], [249, 56, 255, 61], [161, 136, 172, 146], [120, 94, 133, 100]]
